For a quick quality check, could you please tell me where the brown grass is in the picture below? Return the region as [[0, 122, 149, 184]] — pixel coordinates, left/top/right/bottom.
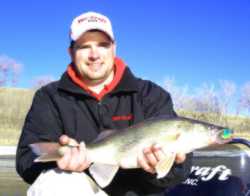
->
[[0, 87, 35, 145]]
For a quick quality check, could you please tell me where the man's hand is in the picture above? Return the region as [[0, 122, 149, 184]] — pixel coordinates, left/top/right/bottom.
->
[[137, 144, 186, 174], [56, 135, 91, 172]]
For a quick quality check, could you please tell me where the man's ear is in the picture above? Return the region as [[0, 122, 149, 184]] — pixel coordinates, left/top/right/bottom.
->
[[112, 42, 117, 56]]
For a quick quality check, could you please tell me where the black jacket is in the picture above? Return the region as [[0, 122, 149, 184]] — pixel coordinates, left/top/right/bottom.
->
[[16, 63, 191, 196]]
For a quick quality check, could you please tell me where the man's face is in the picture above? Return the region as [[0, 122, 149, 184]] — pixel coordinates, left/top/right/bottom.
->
[[70, 31, 116, 84]]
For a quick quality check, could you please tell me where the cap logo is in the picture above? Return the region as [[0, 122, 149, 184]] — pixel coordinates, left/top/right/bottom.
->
[[78, 16, 107, 24]]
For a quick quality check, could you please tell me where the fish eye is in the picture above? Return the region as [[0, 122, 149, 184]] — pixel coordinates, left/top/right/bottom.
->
[[221, 129, 233, 139]]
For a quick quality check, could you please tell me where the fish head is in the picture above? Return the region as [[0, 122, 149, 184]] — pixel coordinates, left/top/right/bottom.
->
[[179, 123, 234, 152], [213, 128, 234, 144]]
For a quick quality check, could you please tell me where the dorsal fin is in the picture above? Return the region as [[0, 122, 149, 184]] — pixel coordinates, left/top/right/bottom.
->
[[92, 130, 116, 143]]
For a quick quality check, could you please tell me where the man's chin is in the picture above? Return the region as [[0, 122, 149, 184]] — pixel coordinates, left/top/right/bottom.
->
[[84, 74, 108, 85]]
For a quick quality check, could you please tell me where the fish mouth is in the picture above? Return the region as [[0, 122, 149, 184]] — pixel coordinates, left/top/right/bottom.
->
[[216, 137, 233, 145], [215, 129, 234, 144]]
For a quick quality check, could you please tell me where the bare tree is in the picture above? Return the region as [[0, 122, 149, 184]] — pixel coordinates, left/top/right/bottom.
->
[[218, 80, 236, 115], [163, 76, 250, 117], [0, 60, 8, 86], [238, 82, 250, 114], [193, 83, 221, 114], [0, 55, 22, 87], [164, 78, 221, 114], [164, 77, 191, 111], [31, 75, 55, 89]]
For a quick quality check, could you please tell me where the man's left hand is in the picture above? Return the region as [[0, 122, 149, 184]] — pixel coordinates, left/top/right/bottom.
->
[[137, 144, 186, 174]]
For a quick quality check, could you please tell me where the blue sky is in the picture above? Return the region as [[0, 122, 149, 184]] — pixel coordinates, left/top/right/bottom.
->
[[1, 0, 249, 89]]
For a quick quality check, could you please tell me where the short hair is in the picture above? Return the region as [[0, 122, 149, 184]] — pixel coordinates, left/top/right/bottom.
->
[[69, 30, 114, 49], [69, 40, 75, 49]]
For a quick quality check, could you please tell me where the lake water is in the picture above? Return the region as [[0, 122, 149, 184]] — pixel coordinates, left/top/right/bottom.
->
[[0, 156, 28, 196], [1, 145, 250, 196]]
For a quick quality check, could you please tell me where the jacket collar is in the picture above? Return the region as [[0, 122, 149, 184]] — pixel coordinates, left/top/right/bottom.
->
[[58, 57, 138, 100]]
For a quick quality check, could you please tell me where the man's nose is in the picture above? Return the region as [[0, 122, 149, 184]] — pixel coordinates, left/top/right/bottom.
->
[[88, 47, 100, 60]]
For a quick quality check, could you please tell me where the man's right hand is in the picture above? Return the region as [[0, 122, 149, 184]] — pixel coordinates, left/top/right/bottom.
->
[[56, 135, 91, 172]]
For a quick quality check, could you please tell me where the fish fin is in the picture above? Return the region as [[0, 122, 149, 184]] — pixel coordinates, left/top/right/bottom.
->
[[92, 130, 116, 143], [30, 142, 78, 162], [34, 152, 62, 162], [155, 152, 176, 179], [83, 173, 108, 195], [89, 163, 119, 188], [29, 142, 61, 155]]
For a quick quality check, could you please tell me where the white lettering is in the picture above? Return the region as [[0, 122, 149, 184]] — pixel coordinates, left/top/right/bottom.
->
[[218, 168, 231, 180], [194, 167, 211, 177], [190, 166, 200, 173], [183, 178, 199, 186], [189, 165, 232, 182], [201, 165, 223, 181]]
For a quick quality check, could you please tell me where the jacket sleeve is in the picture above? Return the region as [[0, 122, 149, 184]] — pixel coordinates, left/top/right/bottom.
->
[[138, 80, 192, 189], [16, 87, 63, 184]]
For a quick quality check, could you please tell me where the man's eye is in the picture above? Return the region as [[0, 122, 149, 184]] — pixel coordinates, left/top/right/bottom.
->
[[74, 45, 89, 50]]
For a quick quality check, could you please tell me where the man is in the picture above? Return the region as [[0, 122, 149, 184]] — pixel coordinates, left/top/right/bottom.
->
[[16, 11, 191, 196]]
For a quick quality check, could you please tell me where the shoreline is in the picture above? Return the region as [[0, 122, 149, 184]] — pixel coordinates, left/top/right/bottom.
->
[[0, 146, 16, 156]]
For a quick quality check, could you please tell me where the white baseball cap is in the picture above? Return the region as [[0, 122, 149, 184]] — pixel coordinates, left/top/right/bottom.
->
[[70, 11, 114, 41]]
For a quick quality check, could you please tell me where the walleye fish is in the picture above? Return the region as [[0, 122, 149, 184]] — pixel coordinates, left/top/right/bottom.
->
[[29, 116, 234, 188]]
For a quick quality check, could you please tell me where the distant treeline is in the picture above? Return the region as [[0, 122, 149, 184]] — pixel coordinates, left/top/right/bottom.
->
[[164, 79, 250, 117]]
